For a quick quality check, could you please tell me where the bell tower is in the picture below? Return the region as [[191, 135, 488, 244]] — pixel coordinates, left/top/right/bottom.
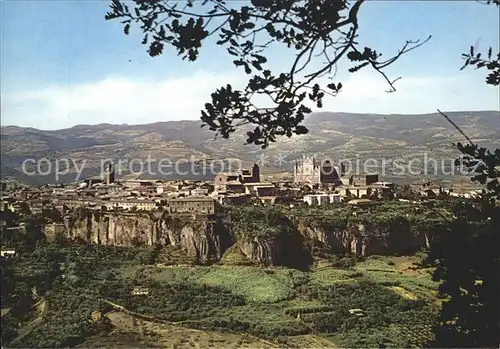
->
[[252, 163, 260, 183], [105, 163, 115, 185]]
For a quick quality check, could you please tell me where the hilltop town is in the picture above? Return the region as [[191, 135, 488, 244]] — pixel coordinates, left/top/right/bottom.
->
[[0, 153, 486, 267], [1, 153, 487, 348], [1, 155, 483, 237]]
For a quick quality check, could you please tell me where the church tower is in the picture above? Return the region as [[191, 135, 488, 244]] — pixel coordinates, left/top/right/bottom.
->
[[104, 163, 115, 185], [252, 163, 260, 183]]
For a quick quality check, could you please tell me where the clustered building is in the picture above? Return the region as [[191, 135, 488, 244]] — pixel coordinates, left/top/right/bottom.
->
[[292, 155, 388, 205], [1, 155, 484, 219], [1, 164, 266, 217]]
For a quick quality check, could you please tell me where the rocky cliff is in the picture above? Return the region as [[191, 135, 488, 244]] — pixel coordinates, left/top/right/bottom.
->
[[297, 222, 426, 257], [57, 211, 231, 264], [237, 228, 310, 268], [158, 216, 231, 263], [63, 211, 156, 246], [49, 206, 434, 267]]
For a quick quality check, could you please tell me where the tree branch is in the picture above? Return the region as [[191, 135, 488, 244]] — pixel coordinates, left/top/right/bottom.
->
[[437, 109, 475, 146]]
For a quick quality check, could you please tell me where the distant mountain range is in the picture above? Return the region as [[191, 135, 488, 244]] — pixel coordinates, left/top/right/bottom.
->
[[1, 111, 499, 185]]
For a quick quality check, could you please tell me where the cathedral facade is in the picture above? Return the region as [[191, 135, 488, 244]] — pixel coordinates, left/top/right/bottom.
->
[[293, 155, 342, 186]]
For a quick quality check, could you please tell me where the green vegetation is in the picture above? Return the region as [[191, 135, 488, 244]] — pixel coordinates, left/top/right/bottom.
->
[[0, 201, 447, 347], [1, 241, 440, 348], [307, 280, 436, 348], [0, 244, 158, 347], [354, 256, 438, 295], [109, 281, 246, 322], [231, 205, 295, 241], [227, 202, 449, 264], [220, 244, 255, 266], [1, 201, 452, 348], [155, 245, 198, 266], [133, 265, 305, 303], [231, 201, 450, 239]]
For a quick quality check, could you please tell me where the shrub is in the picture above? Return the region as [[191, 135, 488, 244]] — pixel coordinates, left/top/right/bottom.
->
[[337, 257, 357, 268], [284, 305, 334, 316], [220, 244, 255, 266], [311, 310, 350, 333]]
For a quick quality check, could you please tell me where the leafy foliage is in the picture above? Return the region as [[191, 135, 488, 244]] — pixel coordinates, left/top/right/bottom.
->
[[105, 0, 430, 147], [11, 288, 112, 348], [0, 244, 168, 347], [0, 201, 490, 348], [231, 205, 294, 240], [455, 142, 500, 200], [429, 2, 500, 346], [428, 202, 500, 348], [1, 210, 46, 253], [305, 279, 438, 347], [461, 44, 500, 86], [107, 280, 246, 322], [2, 239, 443, 348]]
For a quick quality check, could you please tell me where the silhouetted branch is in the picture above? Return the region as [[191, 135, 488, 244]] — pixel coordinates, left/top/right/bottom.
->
[[106, 0, 431, 147], [437, 109, 475, 146], [350, 35, 432, 92]]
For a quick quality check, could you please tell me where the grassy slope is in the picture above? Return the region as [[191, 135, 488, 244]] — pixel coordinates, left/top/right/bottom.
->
[[107, 254, 437, 348], [5, 244, 437, 348], [80, 311, 273, 349], [137, 265, 300, 303]]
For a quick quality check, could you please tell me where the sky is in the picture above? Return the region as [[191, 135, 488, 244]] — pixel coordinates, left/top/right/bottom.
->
[[1, 0, 499, 130]]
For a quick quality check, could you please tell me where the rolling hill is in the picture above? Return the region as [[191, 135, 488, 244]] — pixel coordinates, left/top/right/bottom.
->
[[1, 110, 498, 185]]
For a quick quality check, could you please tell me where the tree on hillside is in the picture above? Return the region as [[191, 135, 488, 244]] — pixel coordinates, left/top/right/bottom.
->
[[427, 1, 500, 346], [419, 1, 500, 346], [427, 199, 499, 348], [105, 0, 430, 147]]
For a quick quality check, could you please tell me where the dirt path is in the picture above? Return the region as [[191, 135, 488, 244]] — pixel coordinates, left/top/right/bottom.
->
[[103, 300, 280, 348], [105, 310, 279, 348]]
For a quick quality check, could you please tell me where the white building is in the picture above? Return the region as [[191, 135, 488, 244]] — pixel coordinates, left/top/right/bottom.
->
[[329, 194, 343, 203], [304, 194, 329, 206], [191, 188, 209, 196]]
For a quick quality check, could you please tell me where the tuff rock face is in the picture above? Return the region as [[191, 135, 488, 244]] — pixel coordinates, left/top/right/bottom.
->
[[295, 223, 425, 256], [63, 213, 157, 246], [48, 210, 427, 266], [57, 211, 231, 264], [160, 222, 227, 263]]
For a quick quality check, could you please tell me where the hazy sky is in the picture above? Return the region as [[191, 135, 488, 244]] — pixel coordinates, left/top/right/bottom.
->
[[1, 0, 499, 130]]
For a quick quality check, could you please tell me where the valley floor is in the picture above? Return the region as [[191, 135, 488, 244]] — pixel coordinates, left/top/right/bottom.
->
[[89, 254, 437, 348]]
